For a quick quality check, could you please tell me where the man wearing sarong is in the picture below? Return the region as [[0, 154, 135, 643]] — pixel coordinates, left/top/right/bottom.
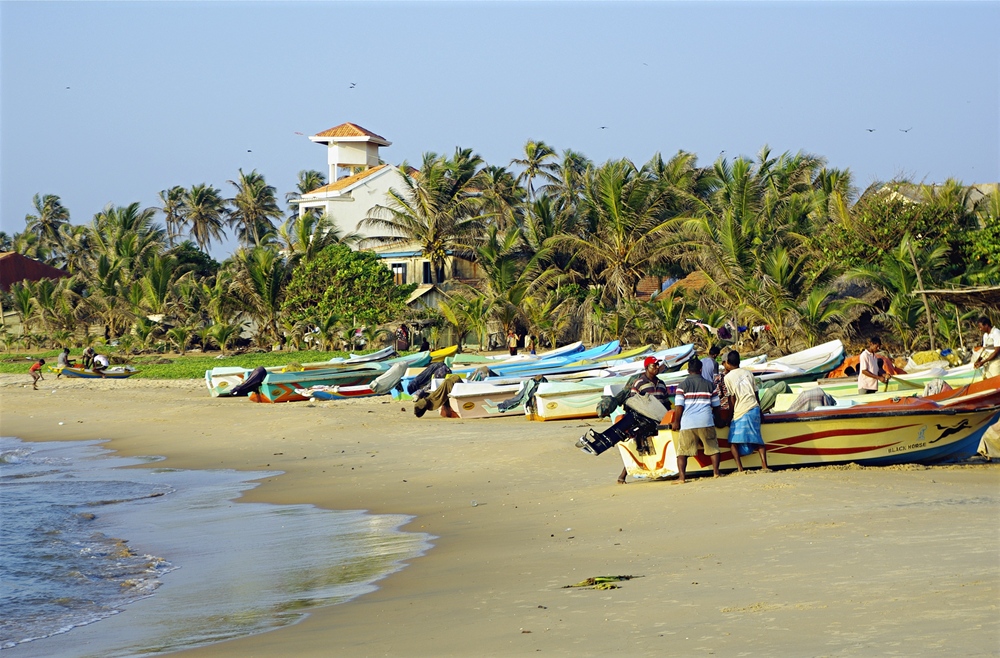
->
[[723, 350, 769, 472], [671, 358, 722, 482]]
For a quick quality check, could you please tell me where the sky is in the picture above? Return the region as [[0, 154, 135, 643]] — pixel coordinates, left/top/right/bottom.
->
[[1, 1, 998, 259]]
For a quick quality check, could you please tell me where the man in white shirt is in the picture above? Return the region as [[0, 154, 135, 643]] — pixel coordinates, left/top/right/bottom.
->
[[974, 317, 1000, 378], [858, 336, 890, 394]]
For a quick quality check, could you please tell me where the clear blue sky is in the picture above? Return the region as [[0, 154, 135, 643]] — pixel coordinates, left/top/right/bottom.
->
[[2, 1, 997, 259]]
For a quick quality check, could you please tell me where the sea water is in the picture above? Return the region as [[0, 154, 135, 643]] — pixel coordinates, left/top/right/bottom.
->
[[0, 437, 432, 656]]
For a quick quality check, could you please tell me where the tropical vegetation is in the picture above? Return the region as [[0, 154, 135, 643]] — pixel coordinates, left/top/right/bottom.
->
[[1, 143, 996, 372]]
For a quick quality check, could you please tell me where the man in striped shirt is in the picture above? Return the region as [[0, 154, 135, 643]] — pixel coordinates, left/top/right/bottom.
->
[[671, 358, 722, 482]]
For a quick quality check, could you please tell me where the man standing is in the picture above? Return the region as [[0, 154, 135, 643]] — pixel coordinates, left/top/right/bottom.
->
[[671, 358, 722, 482], [723, 350, 769, 472], [974, 317, 1000, 378], [858, 336, 890, 394], [701, 345, 721, 382]]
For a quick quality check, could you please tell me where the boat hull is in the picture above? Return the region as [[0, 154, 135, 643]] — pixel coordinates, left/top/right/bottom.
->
[[58, 367, 138, 379], [618, 406, 1000, 479]]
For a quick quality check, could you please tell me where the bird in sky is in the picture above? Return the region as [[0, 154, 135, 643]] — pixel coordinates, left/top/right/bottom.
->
[[899, 127, 912, 132], [600, 126, 608, 130], [247, 150, 252, 153], [294, 131, 304, 135], [349, 82, 356, 89], [65, 86, 70, 90], [866, 128, 876, 132]]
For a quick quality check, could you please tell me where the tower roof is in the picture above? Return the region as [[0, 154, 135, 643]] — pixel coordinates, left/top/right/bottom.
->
[[311, 122, 390, 146]]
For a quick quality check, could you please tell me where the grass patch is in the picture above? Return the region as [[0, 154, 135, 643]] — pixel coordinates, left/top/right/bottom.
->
[[0, 348, 367, 379]]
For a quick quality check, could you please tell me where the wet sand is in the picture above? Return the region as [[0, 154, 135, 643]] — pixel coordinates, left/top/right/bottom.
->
[[2, 374, 998, 656]]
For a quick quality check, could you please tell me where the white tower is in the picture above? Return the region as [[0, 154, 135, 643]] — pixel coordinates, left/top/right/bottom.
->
[[309, 122, 391, 183]]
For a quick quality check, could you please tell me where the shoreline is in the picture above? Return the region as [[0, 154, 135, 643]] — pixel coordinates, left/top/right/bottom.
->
[[2, 375, 998, 656]]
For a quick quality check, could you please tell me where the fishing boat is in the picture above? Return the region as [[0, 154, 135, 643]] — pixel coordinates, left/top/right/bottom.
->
[[58, 366, 139, 379], [296, 361, 409, 401], [430, 345, 458, 362], [485, 341, 621, 378], [615, 376, 1000, 480], [205, 346, 397, 397], [250, 352, 430, 403], [791, 363, 980, 398]]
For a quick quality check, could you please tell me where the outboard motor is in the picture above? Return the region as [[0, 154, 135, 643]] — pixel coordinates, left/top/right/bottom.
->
[[576, 394, 668, 456]]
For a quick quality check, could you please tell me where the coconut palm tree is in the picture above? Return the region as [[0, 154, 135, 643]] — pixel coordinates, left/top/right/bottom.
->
[[557, 159, 678, 304], [274, 212, 359, 265], [228, 169, 283, 247], [285, 170, 327, 217], [159, 186, 187, 246], [511, 140, 559, 201], [24, 193, 70, 255], [231, 247, 290, 347], [181, 184, 228, 252], [211, 322, 241, 355], [362, 150, 486, 284], [477, 165, 525, 230]]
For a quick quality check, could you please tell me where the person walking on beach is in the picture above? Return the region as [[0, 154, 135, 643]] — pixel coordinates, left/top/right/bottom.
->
[[526, 335, 537, 355], [723, 350, 769, 472], [858, 336, 890, 394], [974, 316, 1000, 378], [507, 330, 519, 356], [671, 358, 722, 482], [701, 345, 721, 382], [29, 359, 45, 390]]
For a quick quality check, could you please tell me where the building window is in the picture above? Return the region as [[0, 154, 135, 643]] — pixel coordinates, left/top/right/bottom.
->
[[391, 263, 407, 286], [422, 262, 432, 284]]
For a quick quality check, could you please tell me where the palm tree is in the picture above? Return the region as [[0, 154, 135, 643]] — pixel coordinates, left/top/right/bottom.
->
[[211, 322, 241, 355], [181, 184, 227, 252], [159, 186, 187, 246], [24, 193, 70, 255], [362, 150, 485, 284], [166, 326, 191, 354], [285, 170, 327, 216], [228, 169, 283, 247], [274, 212, 359, 264], [231, 247, 290, 347], [557, 159, 677, 304], [511, 140, 559, 201], [477, 165, 525, 230]]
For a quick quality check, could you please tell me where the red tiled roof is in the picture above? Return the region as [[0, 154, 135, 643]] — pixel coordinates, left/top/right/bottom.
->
[[313, 122, 389, 143], [304, 164, 389, 195]]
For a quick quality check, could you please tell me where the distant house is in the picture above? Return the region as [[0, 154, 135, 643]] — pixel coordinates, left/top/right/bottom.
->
[[294, 122, 479, 288], [0, 252, 70, 292]]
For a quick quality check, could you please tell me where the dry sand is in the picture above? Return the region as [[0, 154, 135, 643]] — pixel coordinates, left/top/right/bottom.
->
[[1, 374, 998, 656]]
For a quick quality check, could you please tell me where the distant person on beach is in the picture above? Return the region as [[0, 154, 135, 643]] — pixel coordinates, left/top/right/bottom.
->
[[91, 353, 110, 377], [671, 358, 722, 482], [419, 337, 430, 352], [81, 346, 96, 369], [507, 330, 518, 356], [526, 335, 536, 355], [413, 373, 463, 418], [701, 345, 720, 382], [858, 337, 890, 394], [974, 316, 1000, 378], [723, 350, 769, 472], [56, 348, 74, 378], [395, 325, 410, 352], [29, 359, 45, 390]]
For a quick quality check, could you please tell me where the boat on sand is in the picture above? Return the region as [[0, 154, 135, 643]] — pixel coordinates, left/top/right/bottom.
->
[[615, 376, 1000, 480]]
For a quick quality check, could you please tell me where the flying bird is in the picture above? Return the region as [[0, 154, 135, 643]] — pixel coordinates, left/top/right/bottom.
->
[[247, 150, 252, 153], [866, 128, 876, 132], [349, 82, 356, 89], [899, 127, 912, 132], [65, 86, 70, 90], [294, 131, 304, 135], [600, 126, 608, 130]]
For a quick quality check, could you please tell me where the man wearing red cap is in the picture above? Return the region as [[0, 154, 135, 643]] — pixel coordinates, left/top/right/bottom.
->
[[632, 356, 670, 406]]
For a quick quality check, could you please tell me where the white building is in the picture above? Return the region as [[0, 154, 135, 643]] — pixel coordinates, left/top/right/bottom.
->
[[295, 122, 480, 289]]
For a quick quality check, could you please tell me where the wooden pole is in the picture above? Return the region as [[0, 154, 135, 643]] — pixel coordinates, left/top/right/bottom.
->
[[906, 238, 936, 352]]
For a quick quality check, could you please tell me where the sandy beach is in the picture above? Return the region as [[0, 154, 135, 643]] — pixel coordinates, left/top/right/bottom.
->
[[2, 374, 998, 657]]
